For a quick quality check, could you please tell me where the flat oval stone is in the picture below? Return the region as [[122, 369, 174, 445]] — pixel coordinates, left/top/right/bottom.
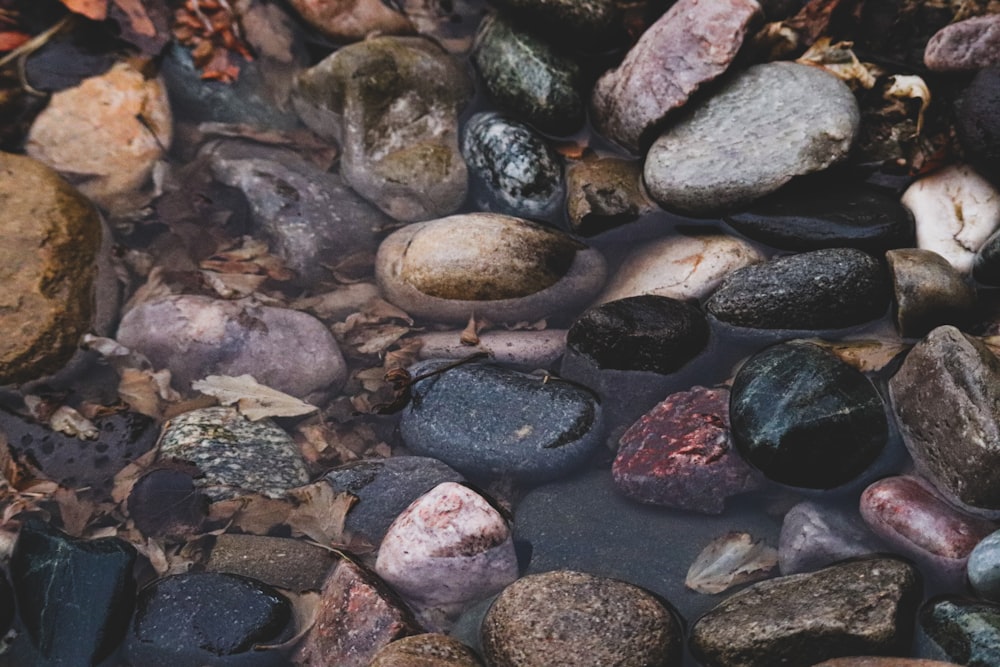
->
[[779, 500, 884, 575], [690, 557, 922, 667], [706, 248, 890, 330], [925, 14, 1000, 71], [482, 570, 683, 667], [471, 15, 583, 135], [369, 634, 483, 667], [968, 529, 1000, 602], [375, 213, 606, 324], [205, 534, 338, 592], [462, 112, 565, 220], [886, 249, 976, 338], [955, 67, 1000, 177], [920, 597, 1000, 667], [723, 182, 915, 253], [730, 341, 888, 489], [644, 63, 859, 215], [566, 295, 708, 374], [399, 360, 603, 483]]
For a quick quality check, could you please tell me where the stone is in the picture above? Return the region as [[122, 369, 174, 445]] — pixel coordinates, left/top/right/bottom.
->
[[0, 152, 105, 385], [955, 68, 1000, 179], [974, 227, 1000, 285], [613, 385, 764, 514], [158, 406, 309, 500], [643, 63, 859, 215], [375, 482, 519, 631], [10, 519, 136, 667], [293, 36, 472, 222], [0, 573, 13, 638], [324, 456, 464, 545], [471, 15, 584, 135], [205, 534, 338, 592], [399, 361, 603, 483], [414, 329, 567, 370], [375, 213, 606, 325], [730, 341, 888, 489], [481, 570, 683, 667], [369, 634, 483, 667], [925, 14, 1000, 71], [919, 597, 1000, 667], [127, 573, 292, 666], [779, 500, 885, 575], [886, 249, 976, 338], [461, 112, 565, 220], [690, 557, 922, 667], [888, 325, 1000, 514], [969, 530, 1000, 602], [484, 0, 622, 46], [705, 248, 890, 330], [116, 295, 347, 401], [565, 157, 656, 236], [723, 181, 915, 253], [596, 233, 764, 304], [591, 0, 762, 153], [203, 139, 393, 285], [25, 61, 171, 216], [297, 557, 420, 667], [813, 659, 962, 666], [901, 164, 1000, 273], [566, 295, 708, 374], [285, 0, 414, 41], [860, 476, 996, 589]]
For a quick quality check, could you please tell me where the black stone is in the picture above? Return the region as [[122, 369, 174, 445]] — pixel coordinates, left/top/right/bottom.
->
[[0, 571, 14, 638], [730, 342, 888, 489], [956, 67, 1000, 182], [723, 181, 914, 253], [920, 596, 1000, 667], [705, 248, 890, 330], [127, 572, 293, 667], [485, 0, 624, 47], [10, 518, 136, 666], [975, 227, 1000, 285], [566, 295, 709, 374]]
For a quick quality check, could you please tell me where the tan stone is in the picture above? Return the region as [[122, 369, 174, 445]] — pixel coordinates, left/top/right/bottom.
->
[[369, 634, 483, 667]]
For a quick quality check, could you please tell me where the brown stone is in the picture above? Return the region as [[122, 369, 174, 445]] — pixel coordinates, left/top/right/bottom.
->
[[565, 157, 655, 236], [286, 0, 414, 42], [368, 634, 483, 667], [204, 534, 337, 592], [886, 249, 976, 338], [813, 660, 961, 667], [925, 14, 1000, 71]]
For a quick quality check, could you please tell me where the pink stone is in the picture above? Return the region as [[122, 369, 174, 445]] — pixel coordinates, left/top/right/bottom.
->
[[612, 386, 764, 514], [925, 14, 1000, 71]]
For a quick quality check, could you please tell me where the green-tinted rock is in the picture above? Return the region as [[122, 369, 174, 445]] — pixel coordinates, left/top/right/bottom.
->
[[920, 597, 1000, 667], [486, 0, 622, 46]]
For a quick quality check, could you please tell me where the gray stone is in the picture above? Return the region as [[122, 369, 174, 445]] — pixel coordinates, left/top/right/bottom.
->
[[471, 15, 584, 135], [969, 530, 1000, 602], [886, 249, 976, 338], [956, 68, 1000, 180], [481, 570, 683, 667], [690, 557, 922, 667], [925, 14, 1000, 71], [919, 597, 1000, 667], [643, 62, 859, 215], [779, 500, 884, 575], [565, 157, 655, 236], [484, 0, 621, 46], [591, 0, 761, 152], [705, 248, 889, 330], [204, 534, 338, 592], [369, 634, 483, 667]]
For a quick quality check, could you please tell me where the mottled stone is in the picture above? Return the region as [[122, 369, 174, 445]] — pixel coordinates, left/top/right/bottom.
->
[[286, 0, 414, 41], [902, 164, 1000, 273], [889, 325, 1000, 514], [399, 361, 603, 482], [955, 68, 1000, 178], [116, 295, 347, 400], [705, 248, 889, 330], [644, 63, 859, 215], [860, 476, 996, 588], [298, 557, 420, 667], [471, 15, 583, 135], [779, 500, 884, 575], [566, 296, 708, 374], [613, 385, 764, 514], [485, 0, 622, 46], [597, 233, 764, 304], [969, 530, 1000, 602], [369, 634, 483, 667], [690, 557, 922, 667], [566, 157, 656, 236], [375, 214, 606, 324], [925, 14, 1000, 71], [375, 483, 518, 631], [127, 572, 293, 666], [886, 249, 976, 338], [205, 534, 338, 592], [158, 406, 309, 500], [293, 37, 472, 222], [591, 0, 762, 152], [482, 570, 683, 667], [414, 329, 566, 370], [730, 342, 887, 489], [461, 112, 565, 220], [920, 597, 1000, 667], [324, 456, 464, 545]]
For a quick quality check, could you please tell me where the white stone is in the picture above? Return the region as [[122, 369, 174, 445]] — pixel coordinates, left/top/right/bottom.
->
[[596, 234, 764, 305], [374, 482, 518, 631], [902, 164, 1000, 274]]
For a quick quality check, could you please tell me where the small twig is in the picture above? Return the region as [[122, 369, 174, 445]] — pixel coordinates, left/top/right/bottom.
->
[[0, 14, 73, 71]]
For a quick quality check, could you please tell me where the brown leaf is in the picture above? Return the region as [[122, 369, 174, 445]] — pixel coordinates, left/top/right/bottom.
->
[[111, 447, 161, 506], [686, 532, 778, 595], [110, 0, 171, 55], [60, 0, 108, 20], [53, 486, 104, 537], [118, 367, 181, 419], [191, 374, 318, 421], [285, 483, 357, 546]]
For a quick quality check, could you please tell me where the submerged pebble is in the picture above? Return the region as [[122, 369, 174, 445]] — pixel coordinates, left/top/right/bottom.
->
[[919, 597, 1000, 667], [968, 530, 1000, 602], [886, 248, 976, 338], [778, 500, 884, 575]]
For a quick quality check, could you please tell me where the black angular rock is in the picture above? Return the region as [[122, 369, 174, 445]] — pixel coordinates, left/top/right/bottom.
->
[[956, 67, 1000, 180], [11, 518, 136, 666], [566, 295, 709, 374], [730, 342, 888, 489], [920, 596, 1000, 667]]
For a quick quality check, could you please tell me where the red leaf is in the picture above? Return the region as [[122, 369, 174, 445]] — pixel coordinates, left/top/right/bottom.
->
[[109, 0, 170, 55], [0, 31, 30, 52], [59, 0, 108, 20]]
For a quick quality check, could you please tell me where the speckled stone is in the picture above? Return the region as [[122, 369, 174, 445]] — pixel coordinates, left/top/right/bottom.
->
[[969, 530, 1000, 602], [158, 406, 309, 500], [204, 534, 338, 592], [566, 157, 655, 236], [644, 63, 859, 215], [690, 557, 922, 667], [925, 14, 1000, 71], [887, 249, 976, 338], [919, 597, 1000, 667], [471, 15, 584, 135], [462, 112, 565, 220], [481, 570, 683, 667], [956, 68, 1000, 179], [485, 0, 622, 46], [369, 634, 483, 667], [779, 500, 884, 575]]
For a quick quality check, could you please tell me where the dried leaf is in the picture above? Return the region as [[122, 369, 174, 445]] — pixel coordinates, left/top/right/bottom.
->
[[192, 374, 318, 421], [884, 74, 932, 135], [685, 532, 778, 595], [118, 367, 181, 419], [796, 38, 881, 90], [460, 313, 481, 346], [285, 482, 357, 546], [48, 406, 99, 440], [201, 269, 267, 298], [291, 283, 380, 322], [60, 0, 108, 20], [809, 338, 910, 372], [52, 486, 103, 537], [110, 0, 171, 55], [123, 266, 175, 315]]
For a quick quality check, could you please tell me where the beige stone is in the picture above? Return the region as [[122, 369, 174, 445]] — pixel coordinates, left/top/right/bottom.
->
[[369, 634, 483, 667]]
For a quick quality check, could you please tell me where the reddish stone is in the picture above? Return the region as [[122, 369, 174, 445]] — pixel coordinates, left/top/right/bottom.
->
[[612, 385, 764, 514], [925, 14, 1000, 71]]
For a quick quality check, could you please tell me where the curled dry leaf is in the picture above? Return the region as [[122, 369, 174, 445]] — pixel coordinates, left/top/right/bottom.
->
[[808, 337, 910, 372], [118, 367, 181, 419], [255, 589, 320, 653], [23, 397, 99, 440], [685, 531, 778, 595], [191, 374, 318, 421], [884, 74, 931, 135], [796, 38, 881, 90]]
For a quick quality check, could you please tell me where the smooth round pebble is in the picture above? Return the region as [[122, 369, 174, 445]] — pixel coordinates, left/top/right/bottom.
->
[[956, 67, 1000, 179], [368, 634, 483, 667], [968, 530, 1000, 601], [886, 248, 976, 338]]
